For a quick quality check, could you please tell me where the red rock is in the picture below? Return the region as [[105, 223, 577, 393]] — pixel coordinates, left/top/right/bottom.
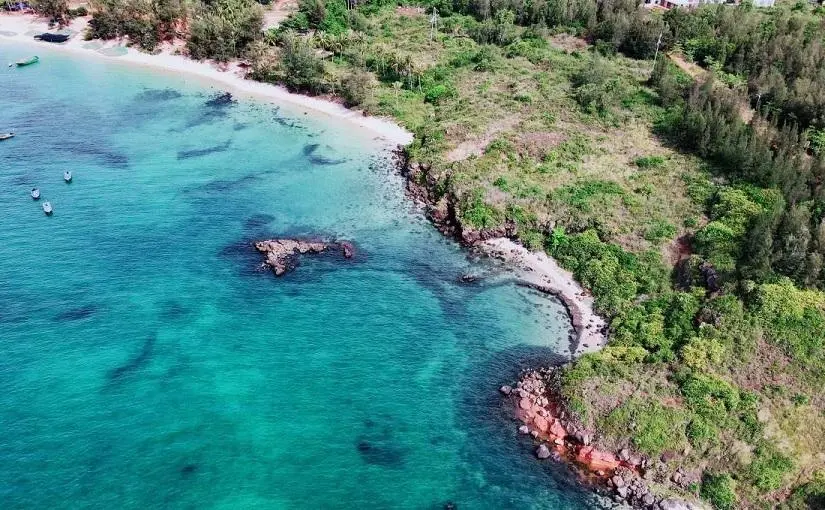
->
[[534, 415, 549, 433], [549, 420, 567, 438], [519, 398, 531, 410]]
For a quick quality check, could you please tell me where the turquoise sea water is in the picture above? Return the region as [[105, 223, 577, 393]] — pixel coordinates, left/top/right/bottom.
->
[[0, 43, 594, 509]]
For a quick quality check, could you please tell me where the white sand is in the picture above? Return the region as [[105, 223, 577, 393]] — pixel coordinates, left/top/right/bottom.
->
[[479, 238, 607, 356], [0, 13, 413, 146]]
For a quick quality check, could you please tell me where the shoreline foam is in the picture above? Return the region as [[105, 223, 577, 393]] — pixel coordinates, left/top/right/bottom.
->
[[0, 13, 412, 146]]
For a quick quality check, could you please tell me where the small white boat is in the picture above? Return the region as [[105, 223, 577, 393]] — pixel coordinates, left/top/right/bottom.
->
[[0, 132, 14, 141], [31, 188, 40, 200], [63, 171, 72, 183], [42, 201, 53, 215]]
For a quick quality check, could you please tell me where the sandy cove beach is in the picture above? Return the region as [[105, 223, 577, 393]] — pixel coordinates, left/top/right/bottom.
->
[[0, 13, 413, 146], [479, 238, 607, 356]]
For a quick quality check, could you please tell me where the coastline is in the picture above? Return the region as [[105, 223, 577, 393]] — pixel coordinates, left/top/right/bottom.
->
[[1, 9, 624, 506], [1, 13, 607, 354], [477, 238, 607, 356], [0, 13, 413, 147]]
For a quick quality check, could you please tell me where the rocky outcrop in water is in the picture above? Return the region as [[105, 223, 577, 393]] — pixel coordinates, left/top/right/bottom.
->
[[255, 238, 355, 276]]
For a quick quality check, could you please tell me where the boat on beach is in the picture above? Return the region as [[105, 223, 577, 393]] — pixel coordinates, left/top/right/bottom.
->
[[63, 171, 72, 182], [42, 201, 53, 215], [31, 188, 40, 200], [10, 56, 39, 67], [34, 33, 70, 43], [0, 132, 14, 141]]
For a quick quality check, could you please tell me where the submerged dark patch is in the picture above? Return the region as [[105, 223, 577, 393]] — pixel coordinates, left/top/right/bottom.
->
[[184, 173, 259, 195], [180, 464, 198, 477], [177, 140, 232, 160], [67, 144, 129, 169], [160, 301, 189, 320], [108, 334, 156, 382], [54, 305, 97, 322], [244, 214, 275, 231], [308, 154, 348, 166], [135, 88, 183, 102], [303, 143, 320, 155], [355, 439, 407, 469], [204, 92, 235, 108]]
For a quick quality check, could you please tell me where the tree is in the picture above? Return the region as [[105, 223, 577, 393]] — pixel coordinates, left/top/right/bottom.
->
[[188, 0, 263, 61], [31, 0, 68, 22], [341, 70, 374, 107], [773, 205, 812, 283], [278, 31, 325, 93]]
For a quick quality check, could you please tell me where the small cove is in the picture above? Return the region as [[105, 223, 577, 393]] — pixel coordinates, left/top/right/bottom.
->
[[0, 42, 595, 509]]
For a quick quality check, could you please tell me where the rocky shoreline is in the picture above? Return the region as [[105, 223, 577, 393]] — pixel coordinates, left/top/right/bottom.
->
[[393, 147, 607, 355], [392, 147, 703, 509], [502, 368, 706, 510], [255, 238, 354, 276]]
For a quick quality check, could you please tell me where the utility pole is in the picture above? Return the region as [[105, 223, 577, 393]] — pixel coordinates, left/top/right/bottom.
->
[[651, 28, 663, 77]]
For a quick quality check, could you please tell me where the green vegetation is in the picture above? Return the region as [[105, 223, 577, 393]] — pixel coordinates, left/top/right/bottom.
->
[[702, 473, 738, 510], [73, 0, 825, 506]]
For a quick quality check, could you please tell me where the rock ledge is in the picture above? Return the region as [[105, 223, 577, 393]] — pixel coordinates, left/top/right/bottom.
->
[[255, 238, 354, 276]]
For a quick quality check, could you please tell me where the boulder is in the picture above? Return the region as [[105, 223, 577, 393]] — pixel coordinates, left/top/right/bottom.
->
[[519, 398, 532, 410], [549, 420, 567, 438], [534, 415, 549, 433], [616, 486, 628, 499], [518, 425, 530, 435], [658, 498, 700, 510], [536, 444, 551, 460], [611, 475, 625, 488], [499, 385, 512, 396]]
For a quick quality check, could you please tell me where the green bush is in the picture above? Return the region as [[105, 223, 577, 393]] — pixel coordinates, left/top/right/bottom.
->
[[644, 220, 677, 243], [748, 446, 794, 493], [599, 398, 688, 456], [341, 70, 374, 107], [424, 83, 455, 104], [701, 472, 737, 510], [188, 0, 264, 61], [275, 31, 326, 93], [460, 189, 502, 229], [635, 155, 666, 168], [553, 180, 625, 213]]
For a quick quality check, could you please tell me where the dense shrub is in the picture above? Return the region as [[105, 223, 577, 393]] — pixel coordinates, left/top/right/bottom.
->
[[188, 0, 263, 61], [701, 472, 737, 510], [276, 31, 326, 93]]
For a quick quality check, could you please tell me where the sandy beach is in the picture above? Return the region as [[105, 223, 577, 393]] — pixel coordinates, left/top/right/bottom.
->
[[479, 238, 607, 356], [0, 13, 413, 146]]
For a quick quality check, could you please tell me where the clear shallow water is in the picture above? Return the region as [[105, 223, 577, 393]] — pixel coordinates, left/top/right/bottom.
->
[[0, 43, 594, 509]]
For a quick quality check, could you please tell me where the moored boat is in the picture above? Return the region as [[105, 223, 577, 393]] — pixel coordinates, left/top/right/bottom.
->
[[31, 188, 40, 200], [0, 132, 14, 141], [11, 56, 39, 67], [42, 201, 53, 215], [63, 170, 72, 183]]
